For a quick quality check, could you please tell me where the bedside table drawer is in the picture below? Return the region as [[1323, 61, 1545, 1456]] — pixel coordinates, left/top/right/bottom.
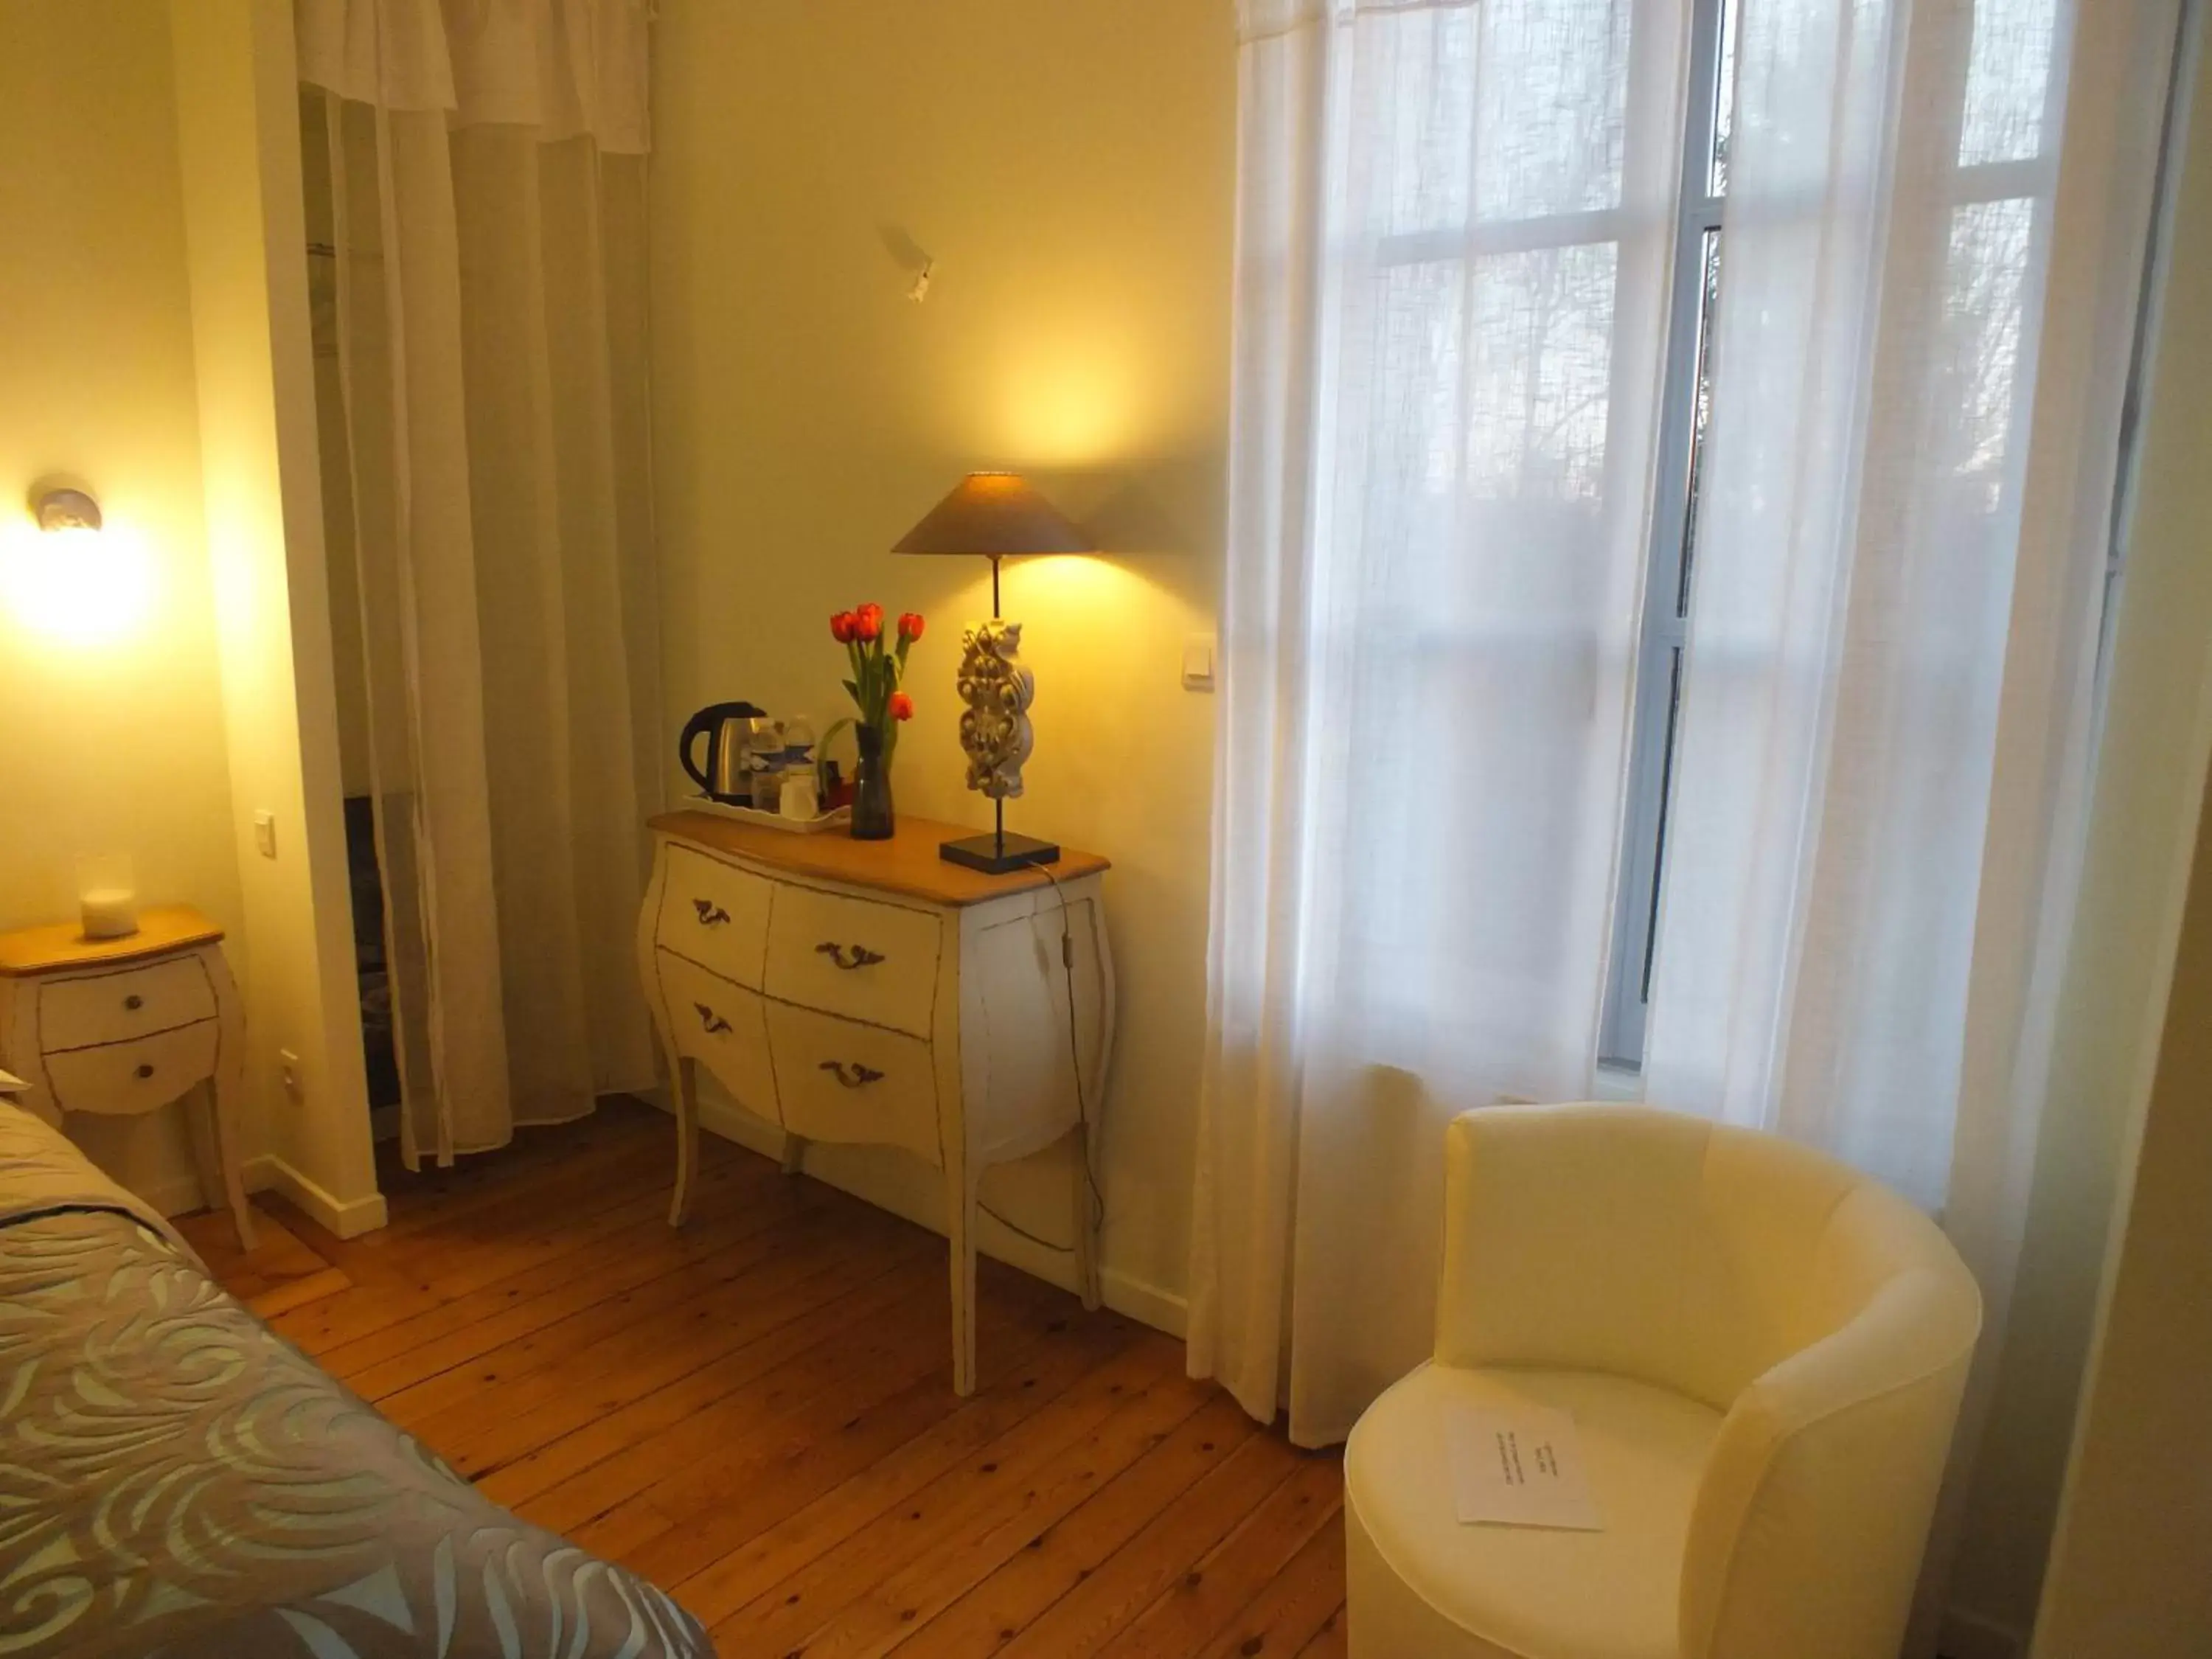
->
[[655, 846, 774, 989], [766, 1001, 940, 1166], [40, 959, 218, 1054], [654, 950, 781, 1124], [763, 886, 941, 1038], [44, 1021, 219, 1116]]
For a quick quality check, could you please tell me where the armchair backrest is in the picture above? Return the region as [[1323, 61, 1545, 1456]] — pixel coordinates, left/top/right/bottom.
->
[[1436, 1105, 1982, 1659]]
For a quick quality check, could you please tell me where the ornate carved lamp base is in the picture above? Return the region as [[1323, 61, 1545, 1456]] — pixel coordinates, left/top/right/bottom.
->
[[945, 616, 1057, 873]]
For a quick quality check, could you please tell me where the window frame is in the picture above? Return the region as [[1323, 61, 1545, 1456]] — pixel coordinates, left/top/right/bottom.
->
[[1597, 0, 2072, 1071], [1599, 0, 1731, 1068]]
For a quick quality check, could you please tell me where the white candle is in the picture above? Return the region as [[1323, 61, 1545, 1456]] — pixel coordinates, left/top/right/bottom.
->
[[77, 855, 139, 939]]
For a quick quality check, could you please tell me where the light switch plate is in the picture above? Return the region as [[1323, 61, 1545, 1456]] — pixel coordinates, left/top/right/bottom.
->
[[253, 811, 276, 860], [1182, 633, 1217, 692]]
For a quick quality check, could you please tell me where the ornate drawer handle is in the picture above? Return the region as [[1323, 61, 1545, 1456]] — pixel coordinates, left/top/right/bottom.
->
[[692, 898, 732, 927], [123, 994, 145, 1012], [814, 942, 886, 971], [133, 1063, 155, 1080], [692, 1002, 733, 1036], [818, 1060, 886, 1090]]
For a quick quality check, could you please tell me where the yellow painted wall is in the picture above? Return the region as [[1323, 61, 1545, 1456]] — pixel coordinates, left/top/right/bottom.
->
[[1948, 22, 2212, 1646], [0, 0, 246, 1207], [650, 0, 1237, 1309]]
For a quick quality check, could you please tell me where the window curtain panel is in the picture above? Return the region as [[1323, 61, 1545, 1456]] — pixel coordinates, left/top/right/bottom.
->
[[1193, 0, 2177, 1485], [302, 0, 661, 1166], [1192, 0, 1693, 1445]]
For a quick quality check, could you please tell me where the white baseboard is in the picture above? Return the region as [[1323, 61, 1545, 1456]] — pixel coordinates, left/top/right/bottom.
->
[[243, 1153, 389, 1239], [1941, 1606, 2025, 1659], [675, 1088, 1188, 1342]]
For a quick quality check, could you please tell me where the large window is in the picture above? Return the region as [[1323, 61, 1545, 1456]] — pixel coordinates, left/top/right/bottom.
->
[[1595, 0, 2064, 1068]]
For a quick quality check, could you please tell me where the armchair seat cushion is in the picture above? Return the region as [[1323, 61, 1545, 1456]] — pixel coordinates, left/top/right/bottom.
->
[[1345, 1361, 1722, 1659]]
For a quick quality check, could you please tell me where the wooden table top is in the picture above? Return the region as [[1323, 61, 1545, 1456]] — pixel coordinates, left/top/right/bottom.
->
[[0, 904, 224, 975], [650, 810, 1110, 908]]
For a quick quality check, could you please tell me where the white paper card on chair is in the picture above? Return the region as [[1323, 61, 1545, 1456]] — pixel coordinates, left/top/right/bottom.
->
[[1447, 1405, 1603, 1531], [0, 1068, 24, 1094]]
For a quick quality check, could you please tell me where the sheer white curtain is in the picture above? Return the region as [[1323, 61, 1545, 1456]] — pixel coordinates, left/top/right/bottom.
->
[[1192, 0, 1691, 1444], [301, 0, 661, 1165], [1193, 0, 2176, 1462], [1644, 4, 2178, 1643]]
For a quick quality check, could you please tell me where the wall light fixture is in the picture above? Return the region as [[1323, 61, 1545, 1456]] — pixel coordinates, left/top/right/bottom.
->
[[34, 487, 103, 535]]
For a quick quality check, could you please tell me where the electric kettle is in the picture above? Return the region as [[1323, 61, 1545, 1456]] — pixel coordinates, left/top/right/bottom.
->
[[679, 701, 770, 801]]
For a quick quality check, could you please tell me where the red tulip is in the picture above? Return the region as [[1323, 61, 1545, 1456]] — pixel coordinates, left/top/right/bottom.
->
[[830, 611, 858, 643], [855, 602, 884, 641], [889, 691, 914, 722], [898, 611, 926, 642]]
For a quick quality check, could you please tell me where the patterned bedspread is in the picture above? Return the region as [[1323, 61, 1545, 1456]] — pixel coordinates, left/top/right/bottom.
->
[[0, 1110, 712, 1658]]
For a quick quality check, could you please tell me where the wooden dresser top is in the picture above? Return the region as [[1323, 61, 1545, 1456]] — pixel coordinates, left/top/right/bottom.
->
[[0, 905, 224, 975], [650, 811, 1109, 908]]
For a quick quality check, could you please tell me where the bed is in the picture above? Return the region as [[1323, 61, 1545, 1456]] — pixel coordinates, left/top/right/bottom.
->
[[0, 1104, 713, 1658]]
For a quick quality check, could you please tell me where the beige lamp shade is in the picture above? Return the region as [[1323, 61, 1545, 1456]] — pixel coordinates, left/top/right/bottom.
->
[[891, 472, 1095, 559]]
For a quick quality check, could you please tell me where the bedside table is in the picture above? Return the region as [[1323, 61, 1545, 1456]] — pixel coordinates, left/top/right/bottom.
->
[[0, 905, 256, 1250]]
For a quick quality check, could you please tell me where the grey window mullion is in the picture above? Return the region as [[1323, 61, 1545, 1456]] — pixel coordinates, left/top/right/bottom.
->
[[1598, 0, 1728, 1070]]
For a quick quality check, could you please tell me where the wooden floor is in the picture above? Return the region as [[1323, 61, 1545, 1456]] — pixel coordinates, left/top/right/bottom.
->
[[179, 1098, 1348, 1659]]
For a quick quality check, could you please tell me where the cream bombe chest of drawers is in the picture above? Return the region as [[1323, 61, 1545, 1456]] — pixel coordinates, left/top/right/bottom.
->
[[0, 904, 256, 1251], [636, 810, 1115, 1393]]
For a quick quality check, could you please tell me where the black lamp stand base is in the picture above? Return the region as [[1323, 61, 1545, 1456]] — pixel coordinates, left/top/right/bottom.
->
[[939, 830, 1061, 874]]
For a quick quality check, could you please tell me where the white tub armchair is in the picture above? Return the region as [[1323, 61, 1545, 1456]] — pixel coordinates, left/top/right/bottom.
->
[[1345, 1104, 1981, 1659]]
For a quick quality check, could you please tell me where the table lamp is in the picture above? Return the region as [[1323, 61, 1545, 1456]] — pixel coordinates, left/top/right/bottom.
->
[[893, 471, 1094, 874]]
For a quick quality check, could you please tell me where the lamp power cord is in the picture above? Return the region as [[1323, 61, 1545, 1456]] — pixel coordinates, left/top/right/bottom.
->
[[976, 860, 1107, 1256]]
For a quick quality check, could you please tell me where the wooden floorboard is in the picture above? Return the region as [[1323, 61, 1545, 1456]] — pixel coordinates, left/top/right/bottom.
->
[[186, 1096, 1347, 1658]]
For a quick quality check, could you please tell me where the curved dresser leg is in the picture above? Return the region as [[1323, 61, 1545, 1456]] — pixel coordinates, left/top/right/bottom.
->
[[669, 1054, 700, 1227], [948, 1160, 978, 1395]]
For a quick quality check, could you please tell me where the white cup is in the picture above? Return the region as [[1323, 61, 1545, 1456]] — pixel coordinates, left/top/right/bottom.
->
[[780, 771, 821, 821]]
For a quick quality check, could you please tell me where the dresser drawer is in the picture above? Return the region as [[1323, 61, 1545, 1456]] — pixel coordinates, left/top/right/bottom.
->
[[44, 1020, 220, 1116], [762, 885, 941, 1039], [653, 950, 781, 1124], [40, 958, 218, 1054], [655, 846, 774, 989], [765, 1001, 940, 1166]]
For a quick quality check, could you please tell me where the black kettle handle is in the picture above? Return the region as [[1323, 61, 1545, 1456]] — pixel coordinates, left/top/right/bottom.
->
[[678, 701, 766, 793]]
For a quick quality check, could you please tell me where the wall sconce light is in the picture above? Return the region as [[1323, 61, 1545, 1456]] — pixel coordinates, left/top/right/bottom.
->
[[35, 487, 103, 535], [4, 481, 153, 645]]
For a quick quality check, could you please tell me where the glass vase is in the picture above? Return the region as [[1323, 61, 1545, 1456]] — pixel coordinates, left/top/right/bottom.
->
[[851, 723, 895, 841]]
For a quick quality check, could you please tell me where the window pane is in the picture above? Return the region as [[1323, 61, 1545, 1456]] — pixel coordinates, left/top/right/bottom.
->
[[1960, 0, 2060, 166], [1366, 0, 1642, 237], [1938, 197, 2035, 504], [1467, 243, 1620, 501], [1709, 0, 1739, 196], [1372, 259, 1468, 501], [1374, 7, 1477, 237], [1677, 229, 1722, 614], [1473, 0, 1633, 220]]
